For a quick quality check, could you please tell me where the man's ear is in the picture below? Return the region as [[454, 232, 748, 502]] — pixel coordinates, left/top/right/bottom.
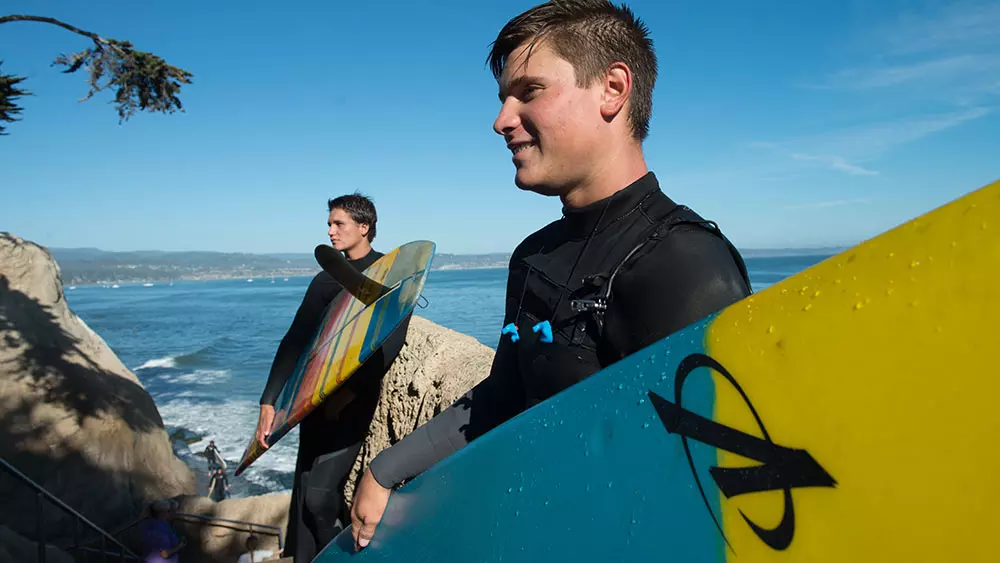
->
[[600, 61, 632, 122], [359, 223, 370, 238]]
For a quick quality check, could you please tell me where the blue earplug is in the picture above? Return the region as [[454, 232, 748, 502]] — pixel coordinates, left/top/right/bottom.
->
[[532, 320, 553, 344], [501, 323, 520, 343]]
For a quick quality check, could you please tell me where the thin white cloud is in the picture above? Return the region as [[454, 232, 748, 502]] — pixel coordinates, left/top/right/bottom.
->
[[783, 198, 872, 211], [801, 107, 993, 157], [820, 55, 1000, 91], [750, 106, 992, 177], [877, 1, 1000, 55], [789, 153, 880, 176], [751, 142, 881, 177], [808, 1, 1000, 102]]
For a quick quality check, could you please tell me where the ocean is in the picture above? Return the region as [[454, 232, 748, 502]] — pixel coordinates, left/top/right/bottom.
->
[[63, 253, 832, 498]]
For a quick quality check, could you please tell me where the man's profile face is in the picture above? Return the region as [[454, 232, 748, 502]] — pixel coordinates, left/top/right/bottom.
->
[[327, 208, 369, 252], [493, 40, 607, 197]]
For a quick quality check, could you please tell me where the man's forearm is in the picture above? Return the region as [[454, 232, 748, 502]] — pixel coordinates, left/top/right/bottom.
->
[[368, 393, 474, 487]]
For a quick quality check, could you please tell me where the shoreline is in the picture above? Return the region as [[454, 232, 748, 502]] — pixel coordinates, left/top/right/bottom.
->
[[63, 266, 514, 287]]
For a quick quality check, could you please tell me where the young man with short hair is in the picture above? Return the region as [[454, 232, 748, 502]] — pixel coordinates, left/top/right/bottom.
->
[[349, 0, 752, 551], [255, 192, 407, 561]]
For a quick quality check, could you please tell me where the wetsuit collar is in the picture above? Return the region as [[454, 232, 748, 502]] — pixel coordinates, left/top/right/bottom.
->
[[347, 247, 376, 264], [560, 172, 673, 237]]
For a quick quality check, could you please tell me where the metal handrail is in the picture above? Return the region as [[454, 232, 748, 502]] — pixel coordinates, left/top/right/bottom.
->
[[111, 508, 285, 555], [74, 545, 145, 561], [174, 512, 284, 550], [0, 455, 140, 562]]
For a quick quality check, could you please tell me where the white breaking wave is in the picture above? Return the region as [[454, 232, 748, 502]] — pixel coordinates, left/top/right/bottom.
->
[[135, 357, 293, 496], [135, 357, 178, 370], [156, 397, 298, 496], [160, 369, 231, 386]]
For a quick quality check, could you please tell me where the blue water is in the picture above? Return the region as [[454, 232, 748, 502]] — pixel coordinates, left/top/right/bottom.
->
[[63, 254, 831, 496]]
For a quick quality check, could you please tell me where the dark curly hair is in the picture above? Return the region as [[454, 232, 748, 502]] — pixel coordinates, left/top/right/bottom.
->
[[328, 192, 377, 242]]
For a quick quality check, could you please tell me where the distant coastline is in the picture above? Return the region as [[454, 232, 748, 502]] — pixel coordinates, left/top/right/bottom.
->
[[49, 245, 843, 286]]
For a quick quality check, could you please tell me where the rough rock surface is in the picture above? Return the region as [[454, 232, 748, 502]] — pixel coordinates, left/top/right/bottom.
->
[[166, 493, 290, 563], [0, 233, 195, 543], [343, 315, 495, 502]]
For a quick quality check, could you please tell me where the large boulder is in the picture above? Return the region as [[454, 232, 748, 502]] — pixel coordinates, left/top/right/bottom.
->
[[343, 315, 495, 502], [162, 494, 290, 563], [0, 233, 194, 544]]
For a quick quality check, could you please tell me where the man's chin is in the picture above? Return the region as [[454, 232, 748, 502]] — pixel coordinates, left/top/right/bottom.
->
[[515, 174, 561, 197]]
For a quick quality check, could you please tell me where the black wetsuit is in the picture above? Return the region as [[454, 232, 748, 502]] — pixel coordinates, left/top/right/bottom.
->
[[203, 444, 221, 471], [259, 248, 409, 562], [209, 470, 229, 502], [369, 172, 751, 488]]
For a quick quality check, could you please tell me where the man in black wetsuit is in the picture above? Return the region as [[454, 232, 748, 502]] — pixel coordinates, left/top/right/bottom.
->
[[348, 0, 752, 551], [203, 440, 222, 472], [254, 193, 408, 561]]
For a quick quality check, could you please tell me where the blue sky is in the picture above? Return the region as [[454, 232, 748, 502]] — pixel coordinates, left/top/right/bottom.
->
[[2, 0, 997, 254]]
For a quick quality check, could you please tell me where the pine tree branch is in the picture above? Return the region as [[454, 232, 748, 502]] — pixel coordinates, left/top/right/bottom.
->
[[0, 15, 106, 44], [0, 61, 30, 135], [0, 14, 193, 134]]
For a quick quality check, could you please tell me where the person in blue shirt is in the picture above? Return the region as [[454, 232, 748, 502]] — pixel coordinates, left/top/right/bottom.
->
[[140, 499, 185, 563]]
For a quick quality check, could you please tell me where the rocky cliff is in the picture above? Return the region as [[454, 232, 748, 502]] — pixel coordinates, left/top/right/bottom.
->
[[0, 233, 195, 545]]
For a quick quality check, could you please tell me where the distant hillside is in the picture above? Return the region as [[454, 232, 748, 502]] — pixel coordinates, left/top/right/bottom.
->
[[46, 247, 513, 285], [46, 245, 842, 286], [431, 253, 511, 270]]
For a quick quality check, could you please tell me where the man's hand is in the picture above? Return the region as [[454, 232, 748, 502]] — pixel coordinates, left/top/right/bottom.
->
[[351, 466, 391, 551], [162, 536, 187, 558], [255, 405, 275, 449]]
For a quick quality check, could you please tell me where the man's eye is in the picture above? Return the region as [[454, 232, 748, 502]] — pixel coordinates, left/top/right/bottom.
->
[[513, 84, 540, 101]]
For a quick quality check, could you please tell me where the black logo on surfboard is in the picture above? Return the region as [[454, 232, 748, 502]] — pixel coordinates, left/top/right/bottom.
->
[[649, 353, 836, 551]]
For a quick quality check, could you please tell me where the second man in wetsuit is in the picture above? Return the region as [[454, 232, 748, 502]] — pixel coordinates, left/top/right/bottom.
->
[[255, 193, 409, 562]]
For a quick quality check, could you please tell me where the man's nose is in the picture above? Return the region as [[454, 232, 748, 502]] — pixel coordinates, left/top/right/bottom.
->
[[493, 98, 520, 137]]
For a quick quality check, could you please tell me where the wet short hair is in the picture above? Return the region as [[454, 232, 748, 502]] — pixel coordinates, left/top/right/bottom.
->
[[488, 0, 657, 141], [328, 192, 377, 242]]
